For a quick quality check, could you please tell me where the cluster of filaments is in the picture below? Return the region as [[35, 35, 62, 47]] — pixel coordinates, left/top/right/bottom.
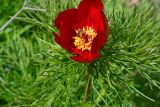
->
[[73, 26, 97, 51]]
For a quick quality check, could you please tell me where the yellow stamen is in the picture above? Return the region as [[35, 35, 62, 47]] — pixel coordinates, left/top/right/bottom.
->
[[73, 26, 97, 51]]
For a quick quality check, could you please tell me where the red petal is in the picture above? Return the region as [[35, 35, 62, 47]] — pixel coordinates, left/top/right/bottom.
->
[[81, 0, 103, 10], [76, 6, 101, 31], [52, 32, 73, 52], [58, 25, 76, 52], [75, 0, 104, 31], [54, 9, 77, 30], [53, 9, 77, 52], [70, 49, 100, 63], [91, 12, 109, 52]]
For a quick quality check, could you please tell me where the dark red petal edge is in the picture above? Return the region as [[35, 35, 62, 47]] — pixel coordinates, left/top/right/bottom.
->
[[70, 50, 100, 63]]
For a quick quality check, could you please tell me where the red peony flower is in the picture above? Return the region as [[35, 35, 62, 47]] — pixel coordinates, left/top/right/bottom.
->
[[52, 0, 109, 63]]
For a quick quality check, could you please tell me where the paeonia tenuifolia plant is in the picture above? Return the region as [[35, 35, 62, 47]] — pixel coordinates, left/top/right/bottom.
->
[[53, 0, 109, 103], [53, 0, 109, 63]]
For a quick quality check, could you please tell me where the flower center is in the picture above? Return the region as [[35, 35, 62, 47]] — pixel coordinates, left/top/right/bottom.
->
[[73, 26, 97, 51]]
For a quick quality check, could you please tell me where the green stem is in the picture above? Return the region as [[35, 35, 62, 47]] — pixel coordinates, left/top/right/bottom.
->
[[84, 69, 92, 103]]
